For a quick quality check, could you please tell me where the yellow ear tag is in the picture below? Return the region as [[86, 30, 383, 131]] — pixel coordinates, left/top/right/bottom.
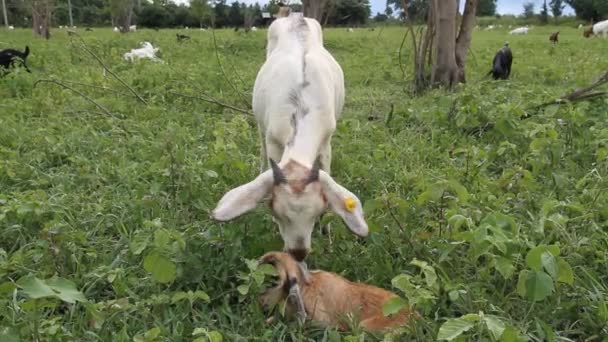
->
[[344, 197, 356, 213]]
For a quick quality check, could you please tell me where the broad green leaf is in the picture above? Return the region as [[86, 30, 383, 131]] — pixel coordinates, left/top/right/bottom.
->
[[237, 284, 249, 296], [258, 264, 278, 276], [144, 252, 177, 283], [448, 214, 470, 231], [45, 277, 87, 303], [17, 275, 55, 299], [500, 326, 522, 342], [525, 271, 554, 301], [517, 270, 531, 298], [193, 290, 210, 302], [17, 276, 86, 304], [382, 297, 407, 316], [207, 331, 223, 342], [494, 256, 515, 279], [525, 246, 544, 271], [483, 315, 506, 340], [410, 259, 437, 288], [447, 180, 469, 203], [556, 259, 574, 285], [153, 229, 171, 248], [437, 316, 476, 340], [540, 252, 558, 279], [144, 327, 161, 340], [391, 274, 412, 294]]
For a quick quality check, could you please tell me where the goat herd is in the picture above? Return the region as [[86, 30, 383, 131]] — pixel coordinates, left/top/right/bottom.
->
[[0, 11, 607, 332]]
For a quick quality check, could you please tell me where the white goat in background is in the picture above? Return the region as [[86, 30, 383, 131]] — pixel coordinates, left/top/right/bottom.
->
[[509, 26, 529, 35], [123, 42, 161, 62], [212, 11, 368, 262]]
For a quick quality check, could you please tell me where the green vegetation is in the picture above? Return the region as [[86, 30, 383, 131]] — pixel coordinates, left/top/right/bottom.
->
[[1, 25, 608, 341]]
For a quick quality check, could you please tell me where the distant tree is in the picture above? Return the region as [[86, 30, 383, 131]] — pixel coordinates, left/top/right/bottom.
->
[[213, 0, 228, 27], [110, 0, 135, 32], [2, 0, 9, 27], [540, 0, 549, 23], [228, 1, 243, 27], [565, 0, 608, 22], [387, 0, 428, 22], [31, 0, 52, 38], [328, 0, 369, 25], [523, 2, 535, 18], [384, 4, 393, 17], [374, 12, 388, 22], [302, 0, 328, 22], [138, 3, 170, 27], [549, 0, 565, 19], [476, 0, 496, 16], [190, 0, 210, 27]]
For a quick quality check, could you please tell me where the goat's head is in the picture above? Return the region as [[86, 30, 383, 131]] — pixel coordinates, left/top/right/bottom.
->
[[258, 251, 309, 320], [211, 159, 368, 261]]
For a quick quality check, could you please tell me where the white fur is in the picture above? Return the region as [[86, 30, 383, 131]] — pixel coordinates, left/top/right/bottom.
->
[[129, 25, 137, 32], [123, 42, 161, 62], [484, 25, 494, 31], [8, 25, 14, 30], [593, 19, 608, 37], [509, 26, 529, 35], [578, 24, 584, 29], [251, 26, 258, 32], [113, 26, 119, 32], [212, 13, 368, 254]]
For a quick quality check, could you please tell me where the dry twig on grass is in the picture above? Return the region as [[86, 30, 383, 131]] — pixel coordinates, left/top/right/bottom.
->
[[34, 79, 115, 117], [67, 30, 148, 105], [168, 90, 253, 116]]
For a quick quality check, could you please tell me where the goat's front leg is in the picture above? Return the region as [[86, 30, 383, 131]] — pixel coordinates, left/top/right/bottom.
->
[[318, 140, 333, 242], [258, 127, 268, 173]]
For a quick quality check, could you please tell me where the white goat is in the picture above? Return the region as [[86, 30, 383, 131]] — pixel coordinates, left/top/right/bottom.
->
[[593, 19, 608, 37], [211, 12, 368, 262], [578, 24, 584, 29], [113, 26, 120, 32], [123, 42, 161, 62], [251, 26, 258, 32], [8, 25, 14, 30], [509, 26, 529, 35], [484, 25, 495, 31], [129, 25, 137, 32]]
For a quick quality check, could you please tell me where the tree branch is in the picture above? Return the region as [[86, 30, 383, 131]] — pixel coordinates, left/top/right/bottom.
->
[[168, 91, 253, 116], [67, 30, 148, 105], [34, 79, 115, 117]]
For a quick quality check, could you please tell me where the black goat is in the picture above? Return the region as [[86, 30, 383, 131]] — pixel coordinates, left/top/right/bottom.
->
[[0, 45, 31, 73], [488, 44, 512, 80], [176, 33, 191, 42]]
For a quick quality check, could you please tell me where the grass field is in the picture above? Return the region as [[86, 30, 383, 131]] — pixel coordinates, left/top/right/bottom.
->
[[1, 25, 608, 341]]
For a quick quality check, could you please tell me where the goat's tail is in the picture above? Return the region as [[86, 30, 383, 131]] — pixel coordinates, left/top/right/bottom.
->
[[24, 46, 30, 58]]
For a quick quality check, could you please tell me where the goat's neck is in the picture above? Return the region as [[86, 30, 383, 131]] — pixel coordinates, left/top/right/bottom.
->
[[279, 118, 328, 168]]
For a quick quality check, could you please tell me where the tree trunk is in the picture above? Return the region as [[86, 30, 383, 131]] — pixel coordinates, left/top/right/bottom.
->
[[302, 0, 327, 22], [32, 0, 51, 39], [1, 0, 8, 28], [455, 0, 478, 83], [117, 0, 134, 33], [431, 0, 458, 87], [67, 0, 73, 27]]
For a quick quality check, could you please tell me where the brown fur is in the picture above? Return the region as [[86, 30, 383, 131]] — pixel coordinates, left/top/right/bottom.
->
[[259, 252, 416, 332], [549, 31, 559, 43]]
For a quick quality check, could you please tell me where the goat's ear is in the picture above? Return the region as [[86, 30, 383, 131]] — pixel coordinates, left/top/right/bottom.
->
[[319, 171, 369, 237], [211, 170, 273, 221]]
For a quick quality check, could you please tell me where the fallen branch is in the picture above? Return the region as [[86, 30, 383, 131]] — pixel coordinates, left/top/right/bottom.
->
[[211, 28, 251, 109], [168, 91, 253, 116], [67, 30, 148, 105], [522, 69, 608, 119], [34, 79, 115, 117]]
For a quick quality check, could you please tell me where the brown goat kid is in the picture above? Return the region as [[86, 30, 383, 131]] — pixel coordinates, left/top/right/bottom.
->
[[549, 31, 559, 44], [259, 251, 416, 332]]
